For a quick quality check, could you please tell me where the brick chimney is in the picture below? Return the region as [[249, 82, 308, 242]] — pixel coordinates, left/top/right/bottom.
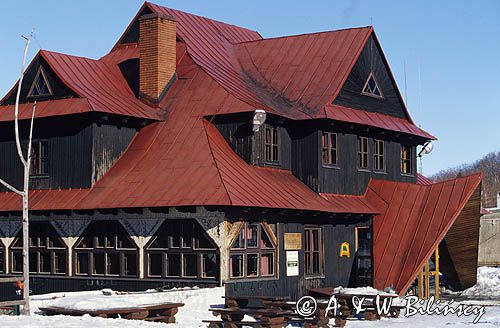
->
[[139, 13, 176, 104]]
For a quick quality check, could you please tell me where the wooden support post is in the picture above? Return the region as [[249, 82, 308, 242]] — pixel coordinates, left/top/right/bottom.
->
[[424, 261, 430, 300], [434, 247, 440, 300], [418, 269, 424, 299]]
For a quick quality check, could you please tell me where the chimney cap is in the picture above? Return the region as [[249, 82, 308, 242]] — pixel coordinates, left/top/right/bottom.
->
[[139, 12, 176, 22]]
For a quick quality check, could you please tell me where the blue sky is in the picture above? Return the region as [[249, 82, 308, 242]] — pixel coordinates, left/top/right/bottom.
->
[[1, 1, 499, 175]]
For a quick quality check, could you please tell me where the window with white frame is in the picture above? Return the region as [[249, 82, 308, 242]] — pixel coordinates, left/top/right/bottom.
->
[[361, 72, 383, 99], [28, 67, 53, 98]]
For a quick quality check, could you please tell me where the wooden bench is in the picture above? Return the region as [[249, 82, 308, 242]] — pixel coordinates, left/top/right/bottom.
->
[[209, 307, 291, 327], [40, 302, 184, 323]]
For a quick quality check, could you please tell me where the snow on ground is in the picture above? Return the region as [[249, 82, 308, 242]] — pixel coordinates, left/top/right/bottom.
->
[[0, 286, 225, 328], [0, 267, 499, 327], [462, 267, 500, 298], [347, 305, 500, 327]]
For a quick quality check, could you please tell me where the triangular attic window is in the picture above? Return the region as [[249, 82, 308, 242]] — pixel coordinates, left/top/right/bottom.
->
[[28, 67, 52, 98], [361, 72, 383, 99]]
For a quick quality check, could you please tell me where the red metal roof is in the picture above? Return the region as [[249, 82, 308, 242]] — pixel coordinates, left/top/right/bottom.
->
[[416, 173, 434, 185], [0, 50, 161, 121], [366, 173, 482, 295], [0, 2, 438, 214], [0, 2, 433, 139], [0, 98, 91, 122], [325, 105, 436, 140], [0, 52, 376, 215]]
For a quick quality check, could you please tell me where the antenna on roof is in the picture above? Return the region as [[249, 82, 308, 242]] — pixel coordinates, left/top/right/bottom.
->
[[403, 59, 408, 107]]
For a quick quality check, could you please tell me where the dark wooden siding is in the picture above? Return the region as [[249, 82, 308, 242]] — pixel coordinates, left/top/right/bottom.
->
[[0, 116, 137, 191], [439, 185, 481, 290], [1, 57, 77, 105], [291, 126, 320, 192], [214, 115, 292, 170], [92, 123, 136, 184], [0, 116, 93, 191], [253, 123, 292, 170], [333, 36, 408, 119], [225, 217, 371, 300], [317, 129, 417, 195], [214, 119, 253, 164]]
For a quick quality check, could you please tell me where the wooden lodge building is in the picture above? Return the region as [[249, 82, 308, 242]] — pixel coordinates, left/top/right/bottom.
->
[[0, 2, 482, 300]]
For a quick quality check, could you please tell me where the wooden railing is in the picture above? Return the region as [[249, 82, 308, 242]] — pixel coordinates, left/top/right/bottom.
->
[[0, 277, 25, 308]]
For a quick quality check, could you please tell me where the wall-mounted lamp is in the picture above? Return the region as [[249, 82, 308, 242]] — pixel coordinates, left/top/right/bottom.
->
[[252, 109, 267, 132], [418, 142, 434, 158]]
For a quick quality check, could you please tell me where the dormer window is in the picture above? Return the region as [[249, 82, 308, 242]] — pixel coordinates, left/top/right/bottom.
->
[[265, 126, 279, 163], [28, 67, 53, 98], [361, 72, 383, 99]]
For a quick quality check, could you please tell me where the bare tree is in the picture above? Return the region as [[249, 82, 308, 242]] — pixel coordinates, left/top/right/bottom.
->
[[431, 151, 500, 208], [0, 32, 36, 315]]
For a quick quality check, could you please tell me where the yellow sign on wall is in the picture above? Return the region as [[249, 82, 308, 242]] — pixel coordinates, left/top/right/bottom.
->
[[284, 233, 302, 250], [340, 242, 350, 257]]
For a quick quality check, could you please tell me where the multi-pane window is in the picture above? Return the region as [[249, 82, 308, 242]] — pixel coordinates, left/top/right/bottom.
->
[[322, 132, 338, 166], [373, 140, 385, 172], [401, 145, 414, 175], [355, 227, 373, 286], [28, 67, 52, 98], [357, 137, 369, 170], [304, 227, 323, 276], [265, 126, 279, 163], [146, 220, 218, 279], [74, 221, 137, 277], [30, 141, 49, 176], [11, 221, 67, 275], [361, 72, 383, 99], [230, 223, 276, 279]]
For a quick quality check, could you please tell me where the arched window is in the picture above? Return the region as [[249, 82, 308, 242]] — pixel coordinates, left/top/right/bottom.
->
[[229, 223, 276, 279], [74, 221, 138, 277], [145, 220, 218, 280], [10, 221, 67, 275]]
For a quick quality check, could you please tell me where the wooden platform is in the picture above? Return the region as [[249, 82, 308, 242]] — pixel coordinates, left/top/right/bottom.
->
[[40, 302, 184, 323]]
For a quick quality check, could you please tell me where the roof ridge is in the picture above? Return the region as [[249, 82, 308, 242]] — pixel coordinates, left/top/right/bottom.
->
[[202, 119, 235, 206], [235, 26, 372, 45], [146, 1, 261, 36], [40, 49, 98, 62]]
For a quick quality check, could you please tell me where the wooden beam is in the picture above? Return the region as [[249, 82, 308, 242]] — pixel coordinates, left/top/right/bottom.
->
[[0, 300, 26, 307], [0, 277, 24, 283]]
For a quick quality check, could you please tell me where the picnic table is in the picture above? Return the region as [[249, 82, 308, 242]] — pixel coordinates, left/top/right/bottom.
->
[[206, 295, 294, 328], [40, 302, 184, 323]]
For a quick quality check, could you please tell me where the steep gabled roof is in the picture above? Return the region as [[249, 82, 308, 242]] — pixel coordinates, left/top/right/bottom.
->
[[0, 50, 161, 121], [0, 2, 438, 214], [107, 2, 433, 139], [0, 52, 376, 215], [366, 173, 482, 294]]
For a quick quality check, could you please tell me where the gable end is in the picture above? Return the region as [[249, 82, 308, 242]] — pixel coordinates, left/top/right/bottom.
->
[[1, 56, 77, 106], [333, 35, 408, 120]]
